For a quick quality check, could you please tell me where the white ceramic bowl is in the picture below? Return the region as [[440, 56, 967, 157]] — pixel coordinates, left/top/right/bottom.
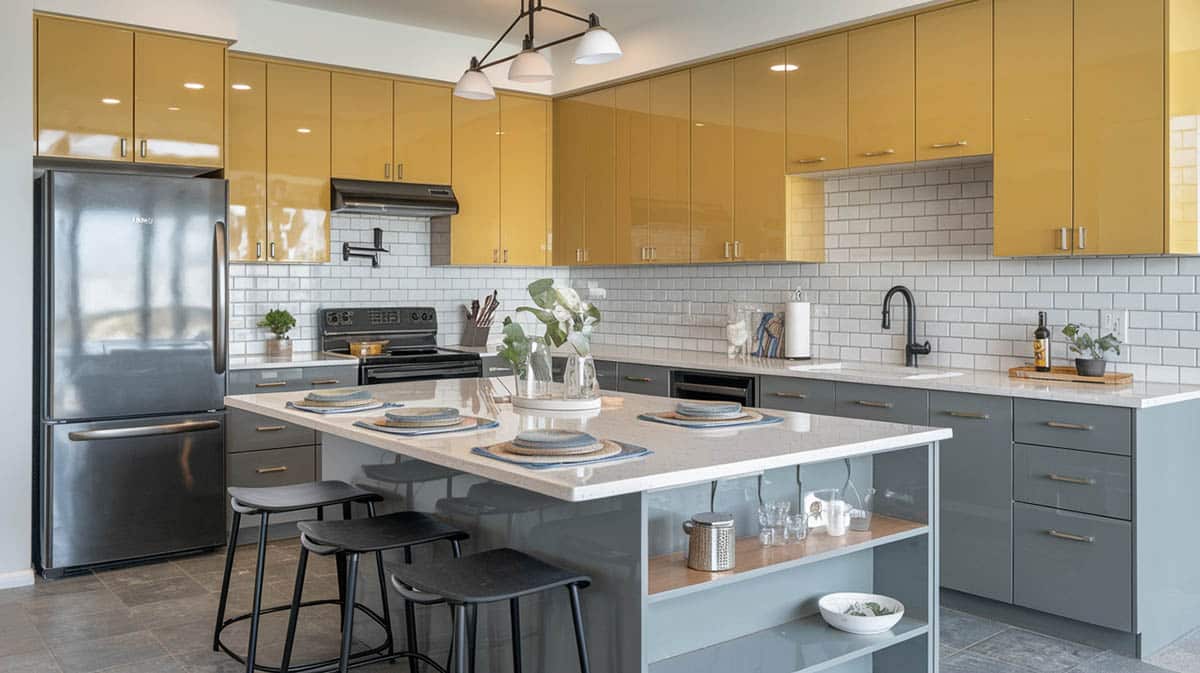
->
[[818, 592, 905, 635]]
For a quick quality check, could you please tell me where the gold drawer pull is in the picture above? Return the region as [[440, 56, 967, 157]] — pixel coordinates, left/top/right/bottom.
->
[[255, 381, 288, 388], [255, 425, 286, 432], [1046, 421, 1094, 431], [930, 140, 968, 149], [861, 148, 896, 157], [310, 379, 341, 385], [1048, 473, 1096, 486], [855, 400, 894, 409], [624, 376, 653, 383], [947, 410, 990, 420], [793, 156, 826, 165], [1047, 529, 1095, 544], [255, 465, 289, 474], [772, 391, 808, 399]]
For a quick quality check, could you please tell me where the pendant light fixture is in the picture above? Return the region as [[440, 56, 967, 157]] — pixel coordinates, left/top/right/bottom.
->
[[454, 0, 622, 99]]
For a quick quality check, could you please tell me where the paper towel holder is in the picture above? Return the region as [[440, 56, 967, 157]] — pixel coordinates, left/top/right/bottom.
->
[[784, 289, 813, 360]]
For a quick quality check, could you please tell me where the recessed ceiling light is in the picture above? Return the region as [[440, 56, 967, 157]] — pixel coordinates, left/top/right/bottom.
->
[[231, 83, 252, 91], [770, 63, 798, 72], [100, 98, 121, 105], [296, 128, 312, 134], [184, 82, 205, 90]]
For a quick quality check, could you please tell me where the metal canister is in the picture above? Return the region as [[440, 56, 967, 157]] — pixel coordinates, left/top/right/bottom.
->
[[682, 512, 736, 571]]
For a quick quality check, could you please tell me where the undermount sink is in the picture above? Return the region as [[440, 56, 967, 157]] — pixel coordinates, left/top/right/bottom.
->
[[788, 362, 966, 381]]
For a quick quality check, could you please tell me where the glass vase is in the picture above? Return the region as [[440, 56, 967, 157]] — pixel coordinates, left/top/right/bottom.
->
[[513, 341, 553, 400], [562, 353, 599, 400]]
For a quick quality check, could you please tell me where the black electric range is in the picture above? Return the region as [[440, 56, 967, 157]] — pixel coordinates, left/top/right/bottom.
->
[[319, 307, 482, 385]]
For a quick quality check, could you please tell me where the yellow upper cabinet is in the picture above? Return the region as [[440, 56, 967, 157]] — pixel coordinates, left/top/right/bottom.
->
[[1074, 0, 1165, 255], [848, 17, 916, 167], [37, 17, 133, 161], [266, 63, 331, 263], [690, 61, 734, 263], [733, 48, 787, 261], [499, 94, 549, 266], [916, 0, 992, 160], [553, 96, 587, 265], [227, 57, 267, 263], [451, 96, 501, 265], [786, 33, 848, 173], [648, 71, 692, 264], [993, 0, 1073, 257], [331, 72, 392, 181], [1169, 0, 1200, 253], [394, 82, 452, 185], [581, 88, 616, 265], [614, 80, 651, 264], [134, 32, 224, 167]]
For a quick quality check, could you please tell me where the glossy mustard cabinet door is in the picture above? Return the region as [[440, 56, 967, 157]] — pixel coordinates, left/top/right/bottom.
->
[[615, 80, 651, 264], [227, 57, 267, 263], [451, 96, 500, 265], [37, 17, 133, 161], [553, 96, 586, 265], [266, 64, 331, 263], [134, 33, 224, 167], [331, 73, 392, 181], [690, 61, 734, 263], [1168, 0, 1200, 253], [500, 94, 549, 265], [786, 33, 848, 173], [993, 0, 1073, 257], [649, 71, 692, 264], [1074, 0, 1165, 255], [734, 48, 787, 261], [581, 88, 616, 265], [848, 17, 915, 167], [916, 0, 992, 160], [394, 82, 452, 184]]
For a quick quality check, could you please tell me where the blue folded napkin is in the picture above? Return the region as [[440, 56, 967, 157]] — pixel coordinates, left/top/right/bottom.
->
[[354, 417, 499, 436], [639, 412, 784, 429], [287, 401, 401, 414], [472, 441, 652, 470], [511, 429, 598, 450]]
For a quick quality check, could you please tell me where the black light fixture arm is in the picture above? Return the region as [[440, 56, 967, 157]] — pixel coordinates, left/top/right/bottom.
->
[[472, 0, 601, 71]]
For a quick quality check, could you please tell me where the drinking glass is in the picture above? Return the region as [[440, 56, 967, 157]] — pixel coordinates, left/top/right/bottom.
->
[[757, 500, 791, 546], [784, 513, 808, 542], [848, 485, 876, 532]]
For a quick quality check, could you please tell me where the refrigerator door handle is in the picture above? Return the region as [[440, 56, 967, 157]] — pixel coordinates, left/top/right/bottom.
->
[[212, 220, 228, 375], [67, 419, 221, 441]]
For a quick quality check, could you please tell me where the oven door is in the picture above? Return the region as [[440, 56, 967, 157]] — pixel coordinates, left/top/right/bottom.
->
[[361, 360, 483, 385]]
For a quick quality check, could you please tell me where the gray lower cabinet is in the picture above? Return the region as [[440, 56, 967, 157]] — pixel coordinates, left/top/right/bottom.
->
[[833, 382, 928, 425], [1013, 443, 1131, 520], [481, 354, 514, 378], [229, 367, 307, 393], [228, 445, 317, 489], [930, 391, 1014, 603], [617, 363, 670, 397], [596, 359, 619, 391], [227, 409, 316, 453], [1013, 502, 1132, 632], [758, 376, 835, 414], [1014, 398, 1132, 456]]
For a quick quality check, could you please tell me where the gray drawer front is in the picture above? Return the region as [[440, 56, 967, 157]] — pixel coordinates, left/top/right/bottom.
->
[[1013, 443, 1131, 520], [1014, 398, 1131, 455], [229, 368, 307, 395], [304, 365, 358, 388], [596, 359, 619, 391], [759, 376, 836, 415], [227, 409, 316, 454], [228, 445, 317, 489], [617, 363, 670, 397], [834, 382, 929, 425], [481, 356, 514, 378], [1013, 503, 1132, 631], [930, 391, 1014, 603]]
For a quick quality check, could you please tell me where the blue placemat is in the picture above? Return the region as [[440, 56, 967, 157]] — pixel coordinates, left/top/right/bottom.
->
[[353, 417, 499, 436], [472, 441, 652, 470], [286, 401, 402, 415], [638, 412, 785, 429]]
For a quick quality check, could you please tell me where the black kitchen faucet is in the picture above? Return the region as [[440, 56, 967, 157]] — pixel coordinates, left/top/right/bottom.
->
[[881, 285, 932, 367]]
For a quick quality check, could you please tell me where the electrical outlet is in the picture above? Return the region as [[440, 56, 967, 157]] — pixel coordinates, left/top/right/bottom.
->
[[1099, 309, 1128, 351]]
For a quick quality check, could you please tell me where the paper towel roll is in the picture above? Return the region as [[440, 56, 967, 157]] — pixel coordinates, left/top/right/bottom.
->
[[784, 301, 811, 359]]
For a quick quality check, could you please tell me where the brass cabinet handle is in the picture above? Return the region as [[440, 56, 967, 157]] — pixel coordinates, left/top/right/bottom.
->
[[1077, 226, 1086, 250], [255, 381, 288, 388], [946, 410, 990, 420], [793, 156, 827, 164], [487, 366, 511, 373], [624, 376, 653, 383], [256, 241, 263, 259], [269, 241, 277, 259], [120, 138, 128, 157], [384, 163, 390, 179], [855, 400, 894, 409], [861, 148, 896, 157], [1058, 227, 1070, 251], [310, 379, 340, 385], [255, 425, 286, 432], [1047, 473, 1096, 486], [772, 391, 808, 399], [1047, 529, 1095, 544], [1046, 421, 1094, 431], [930, 140, 968, 149], [723, 241, 732, 259], [397, 163, 404, 180], [140, 139, 147, 157], [733, 241, 742, 258], [255, 465, 289, 474], [650, 247, 657, 260], [503, 249, 509, 263]]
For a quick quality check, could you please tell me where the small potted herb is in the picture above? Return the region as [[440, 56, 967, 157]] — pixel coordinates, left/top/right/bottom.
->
[[1062, 323, 1121, 377], [258, 308, 297, 359]]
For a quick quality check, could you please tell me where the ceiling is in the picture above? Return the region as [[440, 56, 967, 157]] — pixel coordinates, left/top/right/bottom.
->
[[274, 0, 667, 45]]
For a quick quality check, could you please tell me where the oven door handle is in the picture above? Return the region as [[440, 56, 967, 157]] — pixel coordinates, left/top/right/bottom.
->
[[672, 381, 752, 402], [365, 366, 482, 382]]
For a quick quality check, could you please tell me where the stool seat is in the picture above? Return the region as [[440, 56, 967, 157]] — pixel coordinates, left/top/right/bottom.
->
[[393, 548, 591, 604], [298, 511, 468, 553], [228, 480, 381, 513]]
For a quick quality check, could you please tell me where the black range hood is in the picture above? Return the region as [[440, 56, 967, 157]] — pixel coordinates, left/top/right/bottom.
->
[[330, 178, 459, 217]]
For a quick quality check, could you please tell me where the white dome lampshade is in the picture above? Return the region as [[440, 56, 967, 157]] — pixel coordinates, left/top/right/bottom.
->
[[573, 13, 622, 65], [508, 37, 554, 83], [454, 58, 495, 100]]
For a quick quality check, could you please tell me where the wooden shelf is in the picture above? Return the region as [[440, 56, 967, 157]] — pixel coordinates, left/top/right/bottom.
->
[[647, 613, 928, 673], [647, 515, 926, 600]]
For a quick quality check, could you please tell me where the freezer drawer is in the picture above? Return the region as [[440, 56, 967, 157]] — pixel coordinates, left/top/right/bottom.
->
[[42, 412, 226, 572]]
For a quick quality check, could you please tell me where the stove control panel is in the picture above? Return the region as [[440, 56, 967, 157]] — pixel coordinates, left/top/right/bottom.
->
[[320, 307, 437, 333]]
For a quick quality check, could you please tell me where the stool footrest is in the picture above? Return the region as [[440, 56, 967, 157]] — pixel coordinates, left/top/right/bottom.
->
[[214, 599, 391, 673]]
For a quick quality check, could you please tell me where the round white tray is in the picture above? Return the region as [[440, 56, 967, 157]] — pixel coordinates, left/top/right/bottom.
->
[[511, 395, 603, 411]]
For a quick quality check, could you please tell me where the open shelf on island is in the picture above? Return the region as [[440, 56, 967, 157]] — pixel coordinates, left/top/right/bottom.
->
[[647, 514, 927, 600], [647, 613, 928, 673]]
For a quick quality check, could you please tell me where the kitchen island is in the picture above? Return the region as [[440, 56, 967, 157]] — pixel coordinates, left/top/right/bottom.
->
[[226, 378, 950, 673]]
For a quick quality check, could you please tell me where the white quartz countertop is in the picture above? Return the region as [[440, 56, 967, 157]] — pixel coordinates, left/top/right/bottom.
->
[[225, 378, 950, 502], [464, 344, 1200, 409], [229, 352, 359, 371]]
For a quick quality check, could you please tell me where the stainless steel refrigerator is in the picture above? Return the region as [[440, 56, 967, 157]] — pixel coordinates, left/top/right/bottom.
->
[[35, 170, 229, 576]]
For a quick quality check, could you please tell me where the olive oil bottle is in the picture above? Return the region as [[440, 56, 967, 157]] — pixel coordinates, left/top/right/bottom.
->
[[1034, 311, 1051, 372]]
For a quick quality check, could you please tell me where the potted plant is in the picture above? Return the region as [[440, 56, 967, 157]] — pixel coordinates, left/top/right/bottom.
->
[[258, 308, 297, 359], [1061, 323, 1121, 377], [497, 279, 602, 400]]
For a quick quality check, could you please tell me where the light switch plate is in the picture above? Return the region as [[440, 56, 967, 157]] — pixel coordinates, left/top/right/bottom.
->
[[1099, 309, 1129, 356]]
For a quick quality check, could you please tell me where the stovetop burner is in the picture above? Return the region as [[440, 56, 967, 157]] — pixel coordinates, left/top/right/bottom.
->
[[318, 306, 483, 384]]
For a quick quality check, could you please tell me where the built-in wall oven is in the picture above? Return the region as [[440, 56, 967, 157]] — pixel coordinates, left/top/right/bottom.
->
[[319, 307, 482, 384]]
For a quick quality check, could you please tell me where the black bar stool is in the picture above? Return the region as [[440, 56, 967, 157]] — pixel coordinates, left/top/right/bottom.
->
[[280, 511, 470, 673], [391, 548, 592, 673], [213, 481, 383, 673]]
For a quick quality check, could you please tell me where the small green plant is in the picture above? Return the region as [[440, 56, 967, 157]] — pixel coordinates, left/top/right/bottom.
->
[[496, 317, 531, 373], [1062, 323, 1121, 360], [516, 278, 601, 356], [258, 309, 296, 339]]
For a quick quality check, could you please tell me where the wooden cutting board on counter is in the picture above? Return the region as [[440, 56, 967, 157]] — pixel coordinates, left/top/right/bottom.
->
[[1008, 366, 1133, 385]]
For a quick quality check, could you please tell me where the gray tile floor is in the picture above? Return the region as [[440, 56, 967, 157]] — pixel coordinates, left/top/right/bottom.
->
[[2, 542, 1198, 672]]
